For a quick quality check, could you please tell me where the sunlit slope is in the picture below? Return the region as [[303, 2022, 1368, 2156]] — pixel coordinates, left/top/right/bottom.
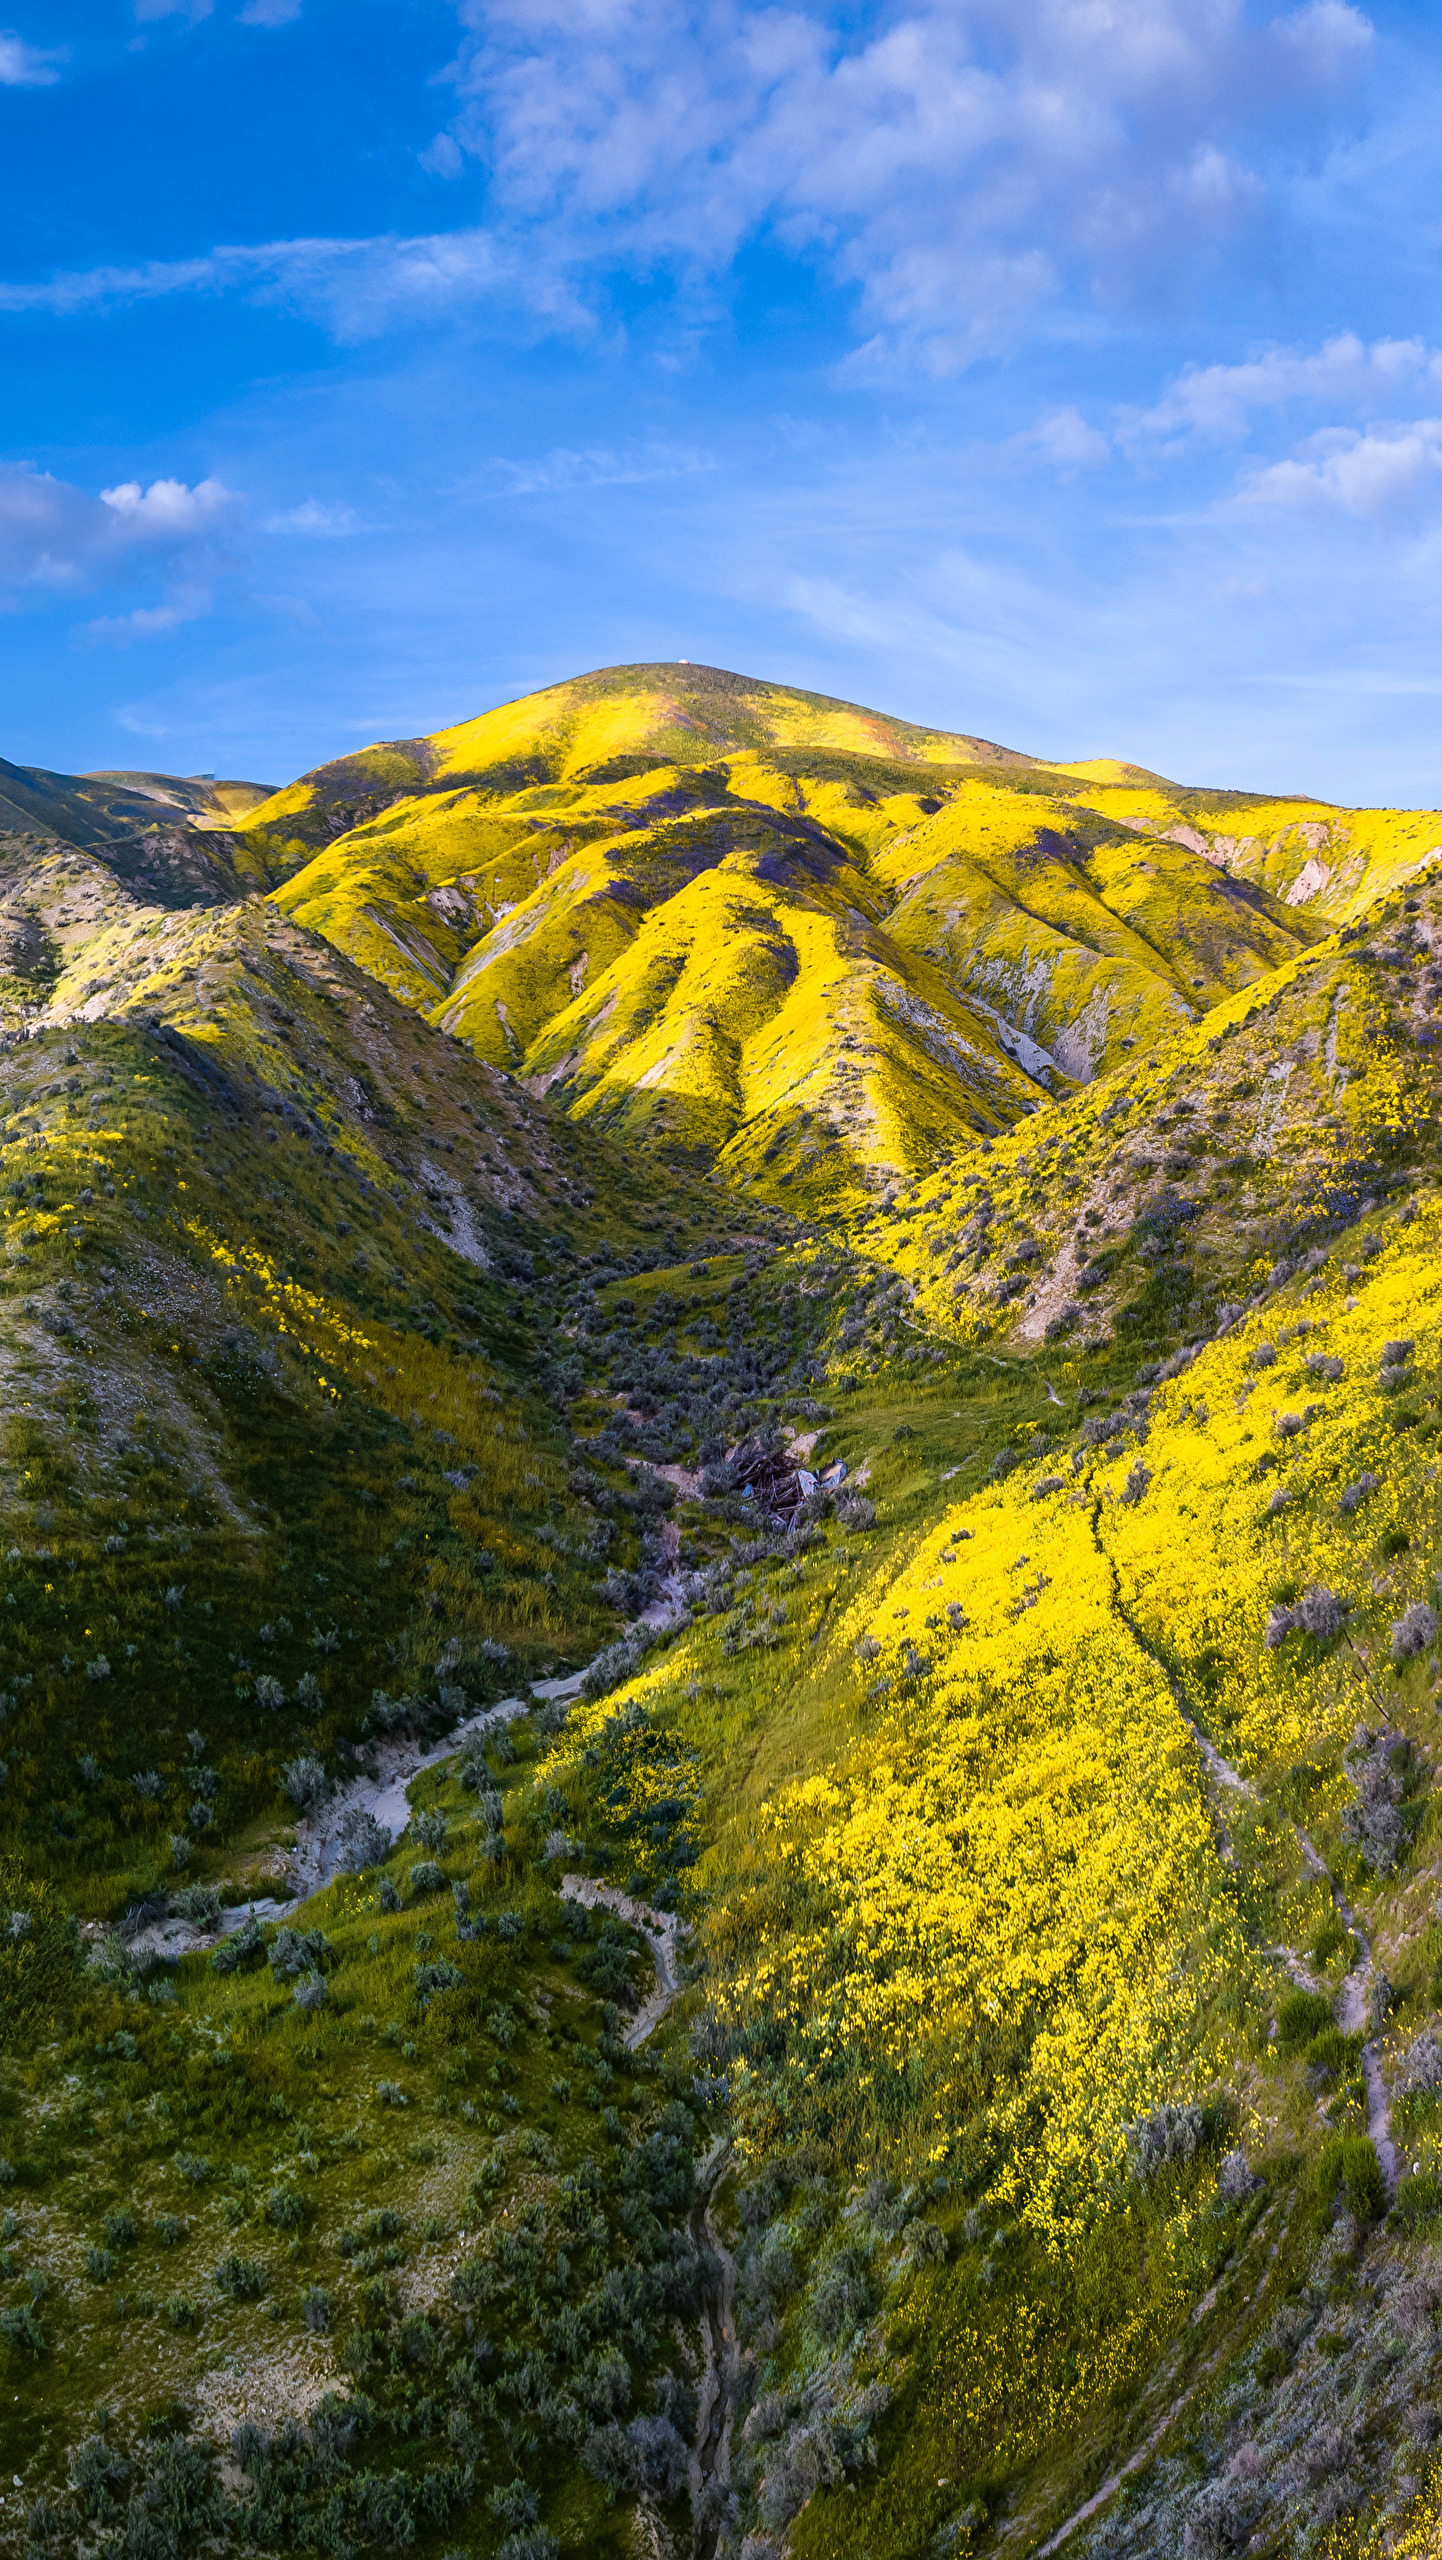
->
[[1050, 772, 1442, 919], [873, 776, 1320, 1081], [867, 867, 1442, 1353], [514, 838, 1056, 1205], [238, 660, 1028, 868]]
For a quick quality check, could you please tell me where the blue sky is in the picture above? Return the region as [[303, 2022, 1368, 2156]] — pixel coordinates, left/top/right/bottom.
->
[[2, 0, 1442, 801]]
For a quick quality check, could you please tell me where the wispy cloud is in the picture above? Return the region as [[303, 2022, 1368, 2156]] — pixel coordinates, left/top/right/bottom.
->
[[79, 581, 214, 646], [473, 441, 712, 499], [0, 226, 587, 342], [1032, 408, 1110, 473], [0, 2, 1378, 365], [262, 498, 358, 535], [0, 28, 63, 83], [423, 0, 1375, 365]]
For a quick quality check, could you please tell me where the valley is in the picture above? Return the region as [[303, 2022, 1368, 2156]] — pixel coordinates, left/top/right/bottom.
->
[[0, 663, 1440, 2560]]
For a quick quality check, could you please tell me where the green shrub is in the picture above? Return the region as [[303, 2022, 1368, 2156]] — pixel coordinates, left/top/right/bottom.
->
[[1302, 2028, 1353, 2079], [1317, 2134, 1386, 2228], [1277, 1989, 1333, 2053]]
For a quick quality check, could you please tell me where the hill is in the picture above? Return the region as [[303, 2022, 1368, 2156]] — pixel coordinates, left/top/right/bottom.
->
[[1, 670, 1442, 2559], [0, 755, 278, 907], [227, 664, 1442, 1207]]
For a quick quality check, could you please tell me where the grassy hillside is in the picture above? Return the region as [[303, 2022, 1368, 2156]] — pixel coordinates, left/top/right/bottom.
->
[[5, 670, 1442, 2556]]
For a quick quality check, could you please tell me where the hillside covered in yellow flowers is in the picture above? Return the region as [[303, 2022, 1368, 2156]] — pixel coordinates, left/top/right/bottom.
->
[[218, 661, 1442, 1216], [2, 670, 1442, 2558]]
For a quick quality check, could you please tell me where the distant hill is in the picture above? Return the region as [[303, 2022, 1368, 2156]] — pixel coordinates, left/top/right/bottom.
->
[[0, 753, 278, 905]]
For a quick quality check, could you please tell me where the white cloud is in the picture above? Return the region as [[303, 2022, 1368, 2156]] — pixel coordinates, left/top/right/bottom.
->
[[134, 0, 213, 20], [1137, 332, 1442, 440], [1033, 408, 1109, 471], [239, 0, 301, 24], [100, 475, 235, 537], [255, 591, 322, 626], [0, 29, 62, 83], [0, 0, 1378, 363], [0, 464, 242, 652], [1241, 421, 1442, 517], [428, 0, 1377, 361]]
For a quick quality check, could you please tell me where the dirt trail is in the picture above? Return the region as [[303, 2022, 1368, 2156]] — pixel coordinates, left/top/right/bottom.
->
[[1026, 2205, 1284, 2557], [126, 1671, 589, 1960], [690, 2136, 740, 2560], [557, 1873, 689, 2049]]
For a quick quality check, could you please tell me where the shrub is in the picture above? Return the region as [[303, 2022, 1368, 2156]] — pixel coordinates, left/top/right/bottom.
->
[[1396, 2030, 1442, 2096], [810, 2243, 875, 2343], [415, 1957, 463, 2002], [376, 2080, 407, 2109], [103, 2208, 138, 2249], [400, 2312, 437, 2365], [165, 2293, 200, 2329], [70, 2436, 129, 2515], [1126, 2101, 1205, 2179], [268, 1925, 336, 1982], [263, 2187, 304, 2230], [169, 1834, 192, 1869], [1342, 1731, 1409, 1874], [212, 2253, 265, 2300], [173, 2151, 210, 2185], [84, 2245, 116, 2284], [1217, 2146, 1259, 2204], [409, 1861, 446, 1896], [0, 1864, 80, 2052], [282, 1756, 329, 1812], [1340, 1472, 1379, 1514], [339, 1807, 392, 1873], [210, 1916, 266, 1975], [497, 2533, 560, 2560], [1298, 1586, 1348, 1638], [415, 1809, 447, 1853], [154, 2214, 187, 2246], [1277, 1990, 1333, 2052], [899, 2216, 947, 2266], [0, 2303, 42, 2350], [1119, 1460, 1152, 1507], [294, 1970, 327, 2012], [302, 2285, 333, 2331], [172, 1884, 221, 1930], [1392, 1602, 1437, 1660], [253, 1674, 285, 1711], [1318, 2134, 1386, 2228], [488, 2480, 540, 2527]]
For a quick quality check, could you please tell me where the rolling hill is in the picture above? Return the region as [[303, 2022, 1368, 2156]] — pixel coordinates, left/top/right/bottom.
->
[[1, 667, 1442, 2560]]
